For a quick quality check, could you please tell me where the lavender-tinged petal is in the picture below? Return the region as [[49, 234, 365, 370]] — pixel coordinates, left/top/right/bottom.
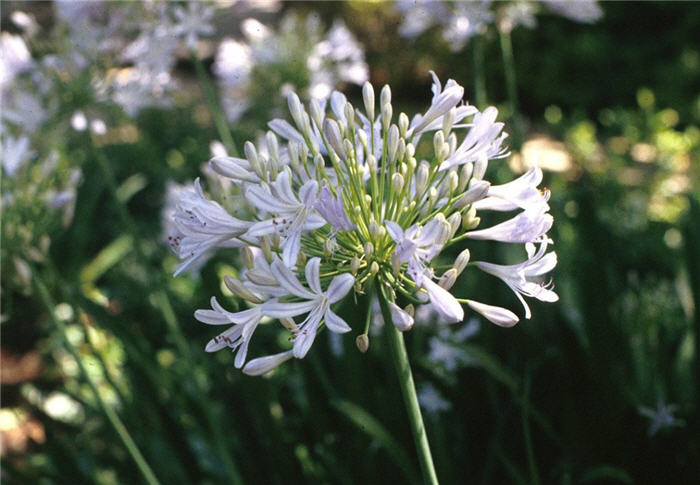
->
[[388, 302, 415, 331], [324, 307, 352, 333], [270, 259, 316, 299], [305, 257, 323, 294], [243, 350, 294, 376], [262, 300, 317, 318], [466, 300, 519, 327], [422, 278, 464, 323]]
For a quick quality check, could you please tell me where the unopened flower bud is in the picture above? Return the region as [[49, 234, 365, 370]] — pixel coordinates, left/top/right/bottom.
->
[[462, 206, 481, 230], [447, 132, 457, 157], [224, 276, 263, 304], [458, 163, 473, 192], [433, 131, 445, 159], [392, 172, 404, 193], [242, 246, 255, 269], [397, 138, 406, 162], [387, 125, 399, 162], [356, 334, 370, 353], [323, 119, 345, 159], [266, 131, 280, 163], [363, 82, 375, 121], [244, 141, 261, 175], [314, 153, 325, 171], [369, 261, 380, 275], [473, 154, 488, 180], [296, 251, 307, 268], [364, 194, 372, 206], [399, 112, 409, 138], [309, 98, 324, 129], [382, 103, 393, 131], [448, 170, 459, 193], [369, 218, 381, 238], [448, 212, 461, 239], [454, 248, 470, 275], [343, 139, 354, 159], [364, 242, 374, 258], [380, 84, 391, 108], [440, 268, 458, 290], [406, 143, 415, 158], [344, 102, 355, 127], [416, 162, 430, 194], [260, 236, 273, 262], [351, 256, 361, 275], [442, 107, 456, 135], [367, 154, 377, 172], [454, 181, 490, 209], [404, 304, 415, 318], [357, 129, 368, 151], [391, 252, 401, 275], [287, 91, 304, 129]]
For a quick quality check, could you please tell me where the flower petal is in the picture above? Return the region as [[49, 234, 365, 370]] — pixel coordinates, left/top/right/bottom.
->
[[326, 273, 355, 303], [466, 299, 519, 328], [243, 350, 294, 376], [324, 307, 352, 333], [271, 259, 316, 299]]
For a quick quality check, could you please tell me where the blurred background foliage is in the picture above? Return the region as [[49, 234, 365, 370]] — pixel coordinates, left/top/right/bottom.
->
[[1, 1, 699, 484]]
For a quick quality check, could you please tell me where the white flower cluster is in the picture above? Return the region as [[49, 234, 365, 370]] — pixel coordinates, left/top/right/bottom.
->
[[396, 0, 603, 50], [173, 72, 558, 375], [214, 13, 369, 123]]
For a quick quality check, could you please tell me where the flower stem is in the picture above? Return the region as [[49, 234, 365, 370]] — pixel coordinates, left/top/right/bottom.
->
[[192, 52, 239, 157], [499, 28, 523, 149], [34, 277, 161, 485], [377, 286, 439, 485], [472, 36, 487, 110]]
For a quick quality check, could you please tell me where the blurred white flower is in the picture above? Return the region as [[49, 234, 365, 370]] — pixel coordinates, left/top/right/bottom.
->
[[639, 398, 685, 436], [172, 1, 216, 50], [418, 383, 451, 414]]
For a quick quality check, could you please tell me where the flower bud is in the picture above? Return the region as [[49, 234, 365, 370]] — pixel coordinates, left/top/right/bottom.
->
[[244, 141, 261, 175], [314, 153, 325, 172], [398, 112, 409, 138], [454, 181, 490, 209], [367, 154, 377, 173], [362, 82, 375, 121], [406, 143, 415, 158], [356, 334, 370, 353], [387, 125, 399, 162], [462, 206, 481, 230], [447, 132, 457, 157], [415, 161, 430, 195], [364, 194, 372, 206], [357, 129, 368, 151], [266, 131, 280, 164], [369, 218, 381, 238], [448, 212, 461, 239], [473, 154, 488, 180], [392, 172, 404, 193], [364, 242, 374, 258], [442, 107, 456, 135], [344, 102, 355, 127], [260, 236, 273, 262], [458, 163, 473, 192], [439, 268, 458, 290], [380, 84, 391, 108], [391, 252, 401, 275], [369, 261, 380, 275], [242, 246, 255, 269], [454, 248, 470, 275], [343, 139, 355, 159], [287, 91, 304, 129], [309, 98, 324, 129], [225, 276, 263, 303], [448, 170, 459, 193], [382, 103, 393, 131], [397, 138, 406, 163], [351, 256, 361, 275], [433, 131, 445, 159], [323, 119, 345, 159], [302, 112, 313, 140]]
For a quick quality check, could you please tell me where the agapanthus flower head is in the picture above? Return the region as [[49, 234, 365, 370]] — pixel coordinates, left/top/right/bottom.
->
[[176, 72, 557, 375]]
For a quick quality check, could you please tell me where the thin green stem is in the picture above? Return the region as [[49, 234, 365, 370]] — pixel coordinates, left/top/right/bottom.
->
[[192, 52, 239, 157], [35, 277, 161, 485], [377, 284, 439, 485], [499, 29, 523, 148]]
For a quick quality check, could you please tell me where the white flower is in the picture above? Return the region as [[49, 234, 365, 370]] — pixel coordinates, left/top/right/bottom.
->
[[0, 33, 33, 87], [418, 383, 451, 414], [467, 204, 553, 244], [440, 106, 508, 171], [172, 1, 215, 50], [1, 134, 34, 177], [473, 166, 549, 212], [314, 185, 356, 232], [172, 179, 251, 276], [544, 0, 604, 24], [476, 240, 558, 318], [245, 170, 326, 267], [262, 258, 354, 358], [638, 398, 685, 436], [195, 297, 262, 368]]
